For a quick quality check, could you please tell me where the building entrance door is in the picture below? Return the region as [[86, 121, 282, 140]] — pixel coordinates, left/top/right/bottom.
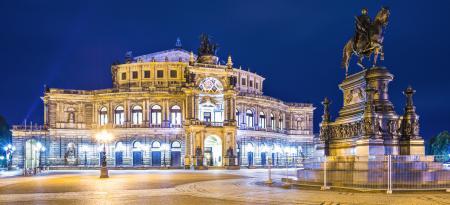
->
[[152, 151, 161, 166], [247, 152, 254, 166], [133, 151, 143, 166], [204, 147, 213, 166], [170, 151, 181, 167], [115, 152, 123, 166], [261, 152, 266, 166], [204, 135, 222, 166]]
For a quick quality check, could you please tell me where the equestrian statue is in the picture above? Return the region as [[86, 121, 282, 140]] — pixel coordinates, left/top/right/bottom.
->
[[341, 7, 390, 76]]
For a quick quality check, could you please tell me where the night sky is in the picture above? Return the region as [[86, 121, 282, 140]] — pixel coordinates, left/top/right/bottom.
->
[[0, 1, 449, 140]]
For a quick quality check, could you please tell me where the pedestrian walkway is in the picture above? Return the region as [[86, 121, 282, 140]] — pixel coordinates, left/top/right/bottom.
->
[[0, 169, 448, 205]]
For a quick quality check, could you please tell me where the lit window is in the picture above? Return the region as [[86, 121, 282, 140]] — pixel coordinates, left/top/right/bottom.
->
[[259, 112, 266, 128], [170, 70, 177, 78], [67, 108, 75, 123], [151, 105, 162, 125], [245, 110, 254, 128], [131, 105, 143, 124], [99, 107, 108, 125], [115, 106, 125, 125], [199, 77, 223, 93], [157, 70, 164, 78], [170, 105, 182, 126], [144, 70, 150, 78], [278, 114, 284, 130], [152, 141, 161, 148], [236, 109, 240, 127], [171, 141, 181, 148], [270, 113, 275, 129]]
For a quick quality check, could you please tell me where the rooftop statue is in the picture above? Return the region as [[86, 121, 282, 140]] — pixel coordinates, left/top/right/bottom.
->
[[341, 7, 390, 76], [198, 33, 219, 57]]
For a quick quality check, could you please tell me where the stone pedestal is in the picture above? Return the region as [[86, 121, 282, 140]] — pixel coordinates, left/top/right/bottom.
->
[[399, 139, 425, 155], [225, 156, 240, 170], [194, 156, 207, 170], [355, 138, 386, 156], [100, 167, 109, 178]]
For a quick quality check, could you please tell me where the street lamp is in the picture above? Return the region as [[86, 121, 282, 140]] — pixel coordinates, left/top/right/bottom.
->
[[161, 143, 170, 168], [4, 144, 16, 170], [95, 130, 113, 178]]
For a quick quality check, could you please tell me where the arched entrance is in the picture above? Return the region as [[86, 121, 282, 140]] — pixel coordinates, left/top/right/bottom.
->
[[204, 135, 222, 166]]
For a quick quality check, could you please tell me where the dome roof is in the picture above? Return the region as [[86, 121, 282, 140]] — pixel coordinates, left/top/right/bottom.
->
[[134, 48, 197, 63]]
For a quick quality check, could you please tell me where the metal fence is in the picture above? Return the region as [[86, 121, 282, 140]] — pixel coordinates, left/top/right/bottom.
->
[[272, 155, 450, 193]]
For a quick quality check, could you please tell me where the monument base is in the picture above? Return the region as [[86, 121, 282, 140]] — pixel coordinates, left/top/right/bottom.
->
[[100, 167, 109, 178], [399, 139, 425, 155]]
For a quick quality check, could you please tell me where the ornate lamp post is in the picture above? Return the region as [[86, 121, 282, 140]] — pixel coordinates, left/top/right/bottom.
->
[[96, 130, 113, 178], [161, 143, 170, 168], [4, 144, 16, 170]]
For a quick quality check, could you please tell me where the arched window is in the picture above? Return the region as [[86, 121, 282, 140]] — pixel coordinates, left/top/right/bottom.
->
[[170, 105, 182, 126], [131, 105, 143, 125], [115, 142, 125, 152], [133, 141, 142, 150], [278, 114, 284, 130], [152, 141, 161, 148], [171, 141, 181, 148], [151, 105, 162, 125], [259, 112, 266, 129], [114, 106, 125, 125], [236, 109, 240, 127], [270, 113, 275, 129], [67, 108, 75, 123], [245, 110, 254, 128], [99, 107, 108, 126]]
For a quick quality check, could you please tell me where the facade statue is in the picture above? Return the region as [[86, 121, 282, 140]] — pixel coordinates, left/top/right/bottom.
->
[[341, 7, 391, 75], [195, 146, 202, 156], [387, 119, 398, 136], [198, 34, 219, 57], [226, 147, 234, 157]]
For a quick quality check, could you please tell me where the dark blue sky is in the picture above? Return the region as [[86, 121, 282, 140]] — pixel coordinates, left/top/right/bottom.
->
[[0, 1, 449, 139]]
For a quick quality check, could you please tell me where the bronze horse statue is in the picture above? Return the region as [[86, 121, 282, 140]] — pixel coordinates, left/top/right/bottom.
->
[[341, 7, 390, 76]]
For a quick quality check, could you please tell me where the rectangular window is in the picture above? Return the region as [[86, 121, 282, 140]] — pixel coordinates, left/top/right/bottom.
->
[[249, 80, 253, 87], [144, 70, 150, 78], [241, 78, 246, 85], [157, 70, 164, 78], [132, 71, 138, 79], [121, 73, 127, 80], [256, 82, 259, 89], [170, 70, 177, 78]]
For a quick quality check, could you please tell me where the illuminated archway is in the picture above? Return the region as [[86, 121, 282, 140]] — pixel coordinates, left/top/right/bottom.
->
[[204, 135, 222, 166]]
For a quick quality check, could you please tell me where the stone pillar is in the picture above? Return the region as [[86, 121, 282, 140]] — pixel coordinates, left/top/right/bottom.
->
[[318, 97, 331, 156], [399, 86, 424, 155], [356, 86, 385, 156]]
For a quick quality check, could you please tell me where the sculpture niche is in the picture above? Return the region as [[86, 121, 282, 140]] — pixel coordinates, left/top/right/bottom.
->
[[341, 7, 390, 76]]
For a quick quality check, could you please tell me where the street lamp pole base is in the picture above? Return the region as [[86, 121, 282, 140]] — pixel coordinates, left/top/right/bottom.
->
[[100, 167, 109, 178]]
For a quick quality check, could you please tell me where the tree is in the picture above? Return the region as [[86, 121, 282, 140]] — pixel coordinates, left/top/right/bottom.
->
[[0, 115, 12, 146], [0, 115, 12, 167], [428, 131, 450, 162]]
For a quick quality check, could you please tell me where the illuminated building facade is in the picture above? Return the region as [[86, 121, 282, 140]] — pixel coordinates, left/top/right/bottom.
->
[[11, 38, 315, 169]]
